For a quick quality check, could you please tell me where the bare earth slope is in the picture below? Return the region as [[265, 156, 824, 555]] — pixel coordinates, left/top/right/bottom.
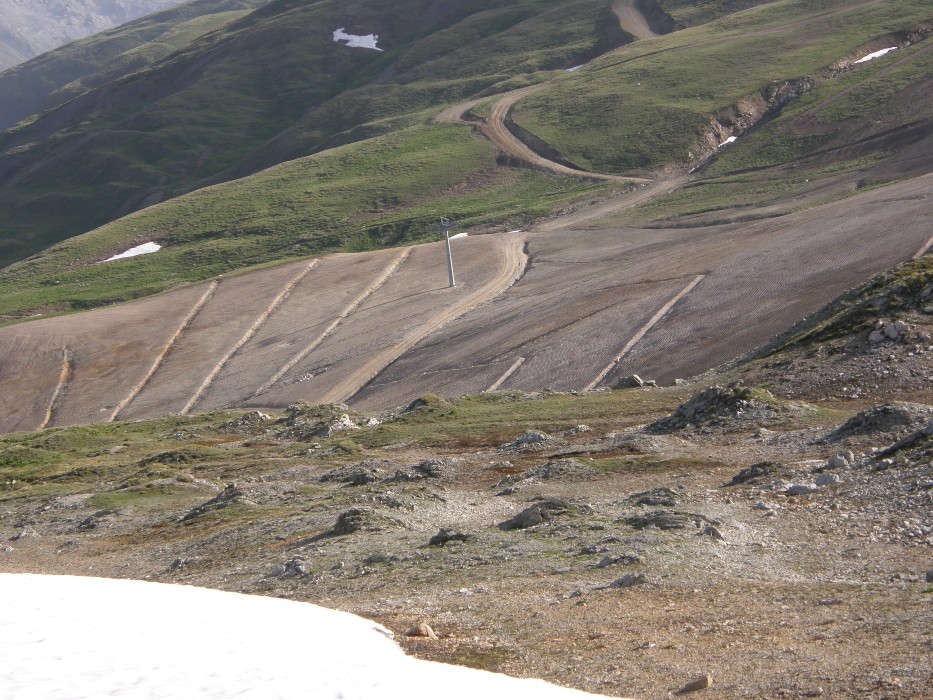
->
[[1, 173, 931, 432]]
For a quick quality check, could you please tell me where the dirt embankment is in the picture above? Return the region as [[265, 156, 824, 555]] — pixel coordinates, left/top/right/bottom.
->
[[613, 0, 674, 40]]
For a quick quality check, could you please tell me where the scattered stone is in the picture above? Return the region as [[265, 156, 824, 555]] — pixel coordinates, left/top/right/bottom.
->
[[497, 459, 593, 487], [219, 410, 271, 434], [651, 384, 790, 432], [726, 461, 780, 486], [402, 394, 449, 413], [629, 487, 679, 507], [166, 557, 195, 573], [404, 623, 438, 639], [785, 483, 819, 496], [615, 375, 645, 388], [500, 430, 562, 451], [270, 558, 308, 578], [386, 459, 445, 482], [925, 569, 933, 583], [179, 484, 252, 522], [826, 403, 933, 442], [277, 402, 362, 440], [602, 573, 647, 589], [815, 473, 841, 486], [677, 673, 712, 693], [826, 453, 851, 469], [752, 501, 780, 511], [428, 528, 471, 546], [595, 554, 641, 568], [869, 329, 886, 343], [499, 499, 584, 530], [319, 461, 388, 486], [624, 511, 698, 530], [331, 508, 401, 535], [700, 525, 724, 541], [563, 424, 591, 437]]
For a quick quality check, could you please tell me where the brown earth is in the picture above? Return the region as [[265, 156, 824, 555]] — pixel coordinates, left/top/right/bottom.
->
[[1, 172, 931, 433], [1, 315, 930, 698]]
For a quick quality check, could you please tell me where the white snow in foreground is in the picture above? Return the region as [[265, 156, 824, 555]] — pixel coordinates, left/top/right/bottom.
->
[[854, 46, 897, 64], [333, 27, 384, 51], [102, 241, 161, 262], [449, 232, 469, 240], [719, 136, 738, 148], [1, 574, 624, 700], [566, 65, 584, 72]]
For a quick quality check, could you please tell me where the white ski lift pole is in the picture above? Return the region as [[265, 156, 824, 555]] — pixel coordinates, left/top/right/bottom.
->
[[440, 217, 456, 288]]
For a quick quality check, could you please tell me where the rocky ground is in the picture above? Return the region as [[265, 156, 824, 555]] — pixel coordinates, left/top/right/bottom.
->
[[1, 264, 932, 699]]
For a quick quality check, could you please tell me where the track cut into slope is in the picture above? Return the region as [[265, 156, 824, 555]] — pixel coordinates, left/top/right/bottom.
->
[[328, 234, 527, 405]]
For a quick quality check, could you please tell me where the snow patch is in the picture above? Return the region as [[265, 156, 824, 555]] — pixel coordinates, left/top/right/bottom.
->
[[565, 65, 584, 72], [102, 242, 161, 262], [333, 27, 384, 51], [719, 136, 738, 148], [449, 232, 469, 240], [854, 46, 897, 64], [1, 574, 618, 700]]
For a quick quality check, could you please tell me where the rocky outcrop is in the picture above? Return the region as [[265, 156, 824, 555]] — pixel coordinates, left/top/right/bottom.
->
[[690, 78, 815, 165]]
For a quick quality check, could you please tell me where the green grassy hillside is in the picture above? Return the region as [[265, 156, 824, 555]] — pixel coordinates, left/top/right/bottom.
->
[[0, 121, 607, 321], [0, 0, 620, 267], [0, 0, 269, 132], [511, 0, 933, 176]]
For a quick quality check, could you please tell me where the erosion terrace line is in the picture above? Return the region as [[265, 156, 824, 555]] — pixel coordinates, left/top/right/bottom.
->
[[326, 234, 528, 405], [180, 260, 319, 414], [253, 247, 414, 398], [37, 346, 71, 430], [487, 356, 527, 393], [110, 280, 219, 421], [586, 274, 706, 391]]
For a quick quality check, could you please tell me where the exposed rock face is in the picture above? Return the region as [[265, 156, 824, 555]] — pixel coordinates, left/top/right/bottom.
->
[[0, 0, 186, 71]]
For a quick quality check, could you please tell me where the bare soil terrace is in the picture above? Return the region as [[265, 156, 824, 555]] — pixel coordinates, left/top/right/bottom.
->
[[1, 173, 931, 433]]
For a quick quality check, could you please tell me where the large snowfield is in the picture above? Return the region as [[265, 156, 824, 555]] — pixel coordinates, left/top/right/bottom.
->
[[0, 574, 622, 700]]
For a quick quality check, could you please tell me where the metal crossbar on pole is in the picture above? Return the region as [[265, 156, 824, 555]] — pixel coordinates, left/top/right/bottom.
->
[[439, 217, 456, 288]]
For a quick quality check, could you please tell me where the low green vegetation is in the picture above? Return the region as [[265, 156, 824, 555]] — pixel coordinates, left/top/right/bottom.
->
[[0, 0, 619, 265], [0, 122, 608, 321], [511, 0, 933, 175]]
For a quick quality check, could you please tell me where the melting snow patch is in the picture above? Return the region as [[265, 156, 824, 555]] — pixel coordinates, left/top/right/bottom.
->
[[566, 65, 584, 72], [103, 242, 161, 262], [449, 232, 469, 240], [854, 46, 897, 64], [333, 27, 384, 51], [719, 136, 738, 148], [1, 574, 618, 700]]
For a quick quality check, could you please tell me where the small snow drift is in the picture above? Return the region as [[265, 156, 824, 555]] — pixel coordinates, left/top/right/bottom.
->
[[1, 574, 624, 699], [719, 136, 738, 148], [855, 46, 897, 64], [333, 27, 384, 51], [102, 241, 161, 262], [449, 232, 469, 240]]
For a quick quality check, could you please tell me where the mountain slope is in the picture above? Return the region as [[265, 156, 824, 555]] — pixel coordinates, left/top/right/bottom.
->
[[0, 0, 189, 72], [0, 0, 269, 133], [0, 0, 624, 267]]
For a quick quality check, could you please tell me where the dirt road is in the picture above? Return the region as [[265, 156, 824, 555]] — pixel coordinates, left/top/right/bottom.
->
[[438, 88, 651, 185]]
